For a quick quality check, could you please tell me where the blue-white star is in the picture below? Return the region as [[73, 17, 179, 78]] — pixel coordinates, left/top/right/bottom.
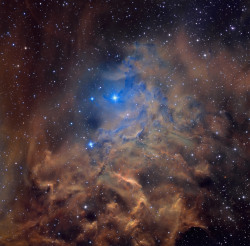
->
[[88, 141, 94, 148], [112, 95, 118, 102]]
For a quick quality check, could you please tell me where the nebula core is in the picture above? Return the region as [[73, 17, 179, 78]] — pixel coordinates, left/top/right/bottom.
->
[[0, 1, 249, 246]]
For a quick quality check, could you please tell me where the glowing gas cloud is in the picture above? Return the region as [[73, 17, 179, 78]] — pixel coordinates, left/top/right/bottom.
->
[[0, 1, 249, 246]]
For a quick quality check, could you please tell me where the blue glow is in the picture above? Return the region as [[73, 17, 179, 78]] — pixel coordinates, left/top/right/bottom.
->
[[90, 97, 94, 101], [112, 95, 119, 102], [88, 141, 94, 148]]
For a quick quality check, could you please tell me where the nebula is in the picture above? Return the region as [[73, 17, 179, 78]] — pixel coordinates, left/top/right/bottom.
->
[[0, 1, 249, 246]]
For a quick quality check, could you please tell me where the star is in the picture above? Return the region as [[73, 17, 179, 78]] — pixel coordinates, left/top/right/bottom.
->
[[112, 95, 118, 102], [88, 141, 94, 148]]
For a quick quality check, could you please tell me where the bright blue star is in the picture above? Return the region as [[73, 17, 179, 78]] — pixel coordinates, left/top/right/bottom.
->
[[88, 141, 94, 148], [112, 95, 119, 102], [90, 97, 94, 101]]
